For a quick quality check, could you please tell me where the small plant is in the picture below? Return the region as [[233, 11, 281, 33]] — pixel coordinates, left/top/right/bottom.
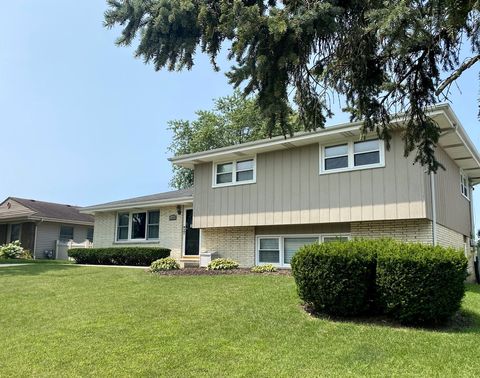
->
[[207, 258, 239, 270], [150, 257, 180, 272], [251, 264, 277, 273], [0, 241, 31, 259]]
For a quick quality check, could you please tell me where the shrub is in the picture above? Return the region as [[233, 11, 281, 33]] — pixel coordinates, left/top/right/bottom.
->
[[150, 257, 180, 272], [251, 264, 277, 273], [68, 247, 170, 266], [290, 240, 382, 316], [0, 241, 32, 259], [207, 258, 239, 270], [376, 242, 467, 325]]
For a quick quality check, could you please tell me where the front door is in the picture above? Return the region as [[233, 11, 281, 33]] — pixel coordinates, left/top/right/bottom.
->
[[184, 209, 199, 255]]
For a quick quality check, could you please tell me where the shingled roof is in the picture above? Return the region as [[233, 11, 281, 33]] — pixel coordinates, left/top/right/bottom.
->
[[81, 188, 193, 213], [3, 197, 94, 224]]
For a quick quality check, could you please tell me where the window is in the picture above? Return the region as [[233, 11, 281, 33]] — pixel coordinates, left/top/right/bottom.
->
[[324, 144, 348, 170], [321, 139, 383, 173], [322, 236, 349, 243], [258, 238, 280, 264], [460, 170, 469, 199], [257, 235, 349, 267], [354, 140, 380, 166], [283, 237, 318, 265], [86, 227, 94, 242], [117, 213, 129, 240], [59, 226, 74, 242], [214, 158, 255, 187], [131, 212, 147, 239], [10, 224, 21, 242], [116, 210, 160, 241], [147, 211, 160, 239]]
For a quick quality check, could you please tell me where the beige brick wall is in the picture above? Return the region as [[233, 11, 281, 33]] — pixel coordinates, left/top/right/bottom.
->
[[92, 206, 184, 260], [351, 219, 434, 244], [201, 227, 255, 267]]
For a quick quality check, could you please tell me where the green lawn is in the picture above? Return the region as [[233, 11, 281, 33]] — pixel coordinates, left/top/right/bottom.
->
[[0, 265, 479, 377]]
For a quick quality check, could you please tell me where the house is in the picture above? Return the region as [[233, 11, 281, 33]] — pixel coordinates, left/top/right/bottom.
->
[[0, 197, 94, 259], [82, 104, 479, 273]]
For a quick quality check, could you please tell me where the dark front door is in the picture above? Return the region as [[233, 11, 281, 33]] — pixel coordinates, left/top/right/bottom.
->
[[184, 209, 199, 255]]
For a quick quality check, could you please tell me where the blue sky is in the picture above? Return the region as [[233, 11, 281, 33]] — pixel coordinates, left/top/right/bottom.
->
[[1, 1, 479, 228]]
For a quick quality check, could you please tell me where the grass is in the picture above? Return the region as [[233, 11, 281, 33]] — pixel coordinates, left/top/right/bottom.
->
[[0, 258, 73, 264], [0, 264, 479, 377]]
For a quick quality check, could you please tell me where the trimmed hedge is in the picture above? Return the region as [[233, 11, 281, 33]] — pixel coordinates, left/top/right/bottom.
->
[[68, 247, 170, 266], [376, 243, 467, 325], [291, 240, 378, 316], [291, 239, 468, 325]]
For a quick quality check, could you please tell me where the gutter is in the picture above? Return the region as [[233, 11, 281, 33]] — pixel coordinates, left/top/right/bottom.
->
[[80, 197, 193, 214]]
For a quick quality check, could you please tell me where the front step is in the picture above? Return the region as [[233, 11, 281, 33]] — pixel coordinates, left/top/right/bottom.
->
[[180, 256, 200, 268]]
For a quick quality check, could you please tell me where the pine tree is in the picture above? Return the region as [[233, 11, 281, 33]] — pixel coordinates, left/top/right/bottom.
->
[[105, 0, 480, 172]]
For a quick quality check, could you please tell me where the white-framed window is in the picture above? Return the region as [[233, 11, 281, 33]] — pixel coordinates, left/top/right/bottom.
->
[[213, 157, 256, 187], [59, 225, 74, 242], [320, 139, 384, 174], [116, 210, 160, 241], [460, 170, 469, 200], [256, 234, 350, 267]]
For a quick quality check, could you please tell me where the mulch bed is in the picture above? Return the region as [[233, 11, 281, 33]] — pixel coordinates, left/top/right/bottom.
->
[[151, 268, 291, 276]]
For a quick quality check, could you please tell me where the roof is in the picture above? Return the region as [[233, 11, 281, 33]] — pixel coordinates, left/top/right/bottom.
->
[[169, 104, 480, 185], [81, 188, 194, 213], [0, 197, 94, 224]]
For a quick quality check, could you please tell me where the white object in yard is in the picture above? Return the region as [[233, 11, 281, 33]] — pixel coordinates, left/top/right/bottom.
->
[[199, 251, 216, 267]]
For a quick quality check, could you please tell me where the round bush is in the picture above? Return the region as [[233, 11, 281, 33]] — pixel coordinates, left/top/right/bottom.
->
[[376, 243, 467, 325], [150, 257, 180, 272], [291, 240, 378, 316], [251, 264, 277, 273], [207, 258, 239, 270]]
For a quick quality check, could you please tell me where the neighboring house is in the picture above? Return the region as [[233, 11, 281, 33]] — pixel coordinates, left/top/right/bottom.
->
[[0, 197, 94, 259], [83, 104, 479, 274]]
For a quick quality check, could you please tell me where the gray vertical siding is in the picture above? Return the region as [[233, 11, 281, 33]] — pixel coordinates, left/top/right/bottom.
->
[[425, 146, 471, 236], [193, 132, 427, 228], [34, 222, 91, 258]]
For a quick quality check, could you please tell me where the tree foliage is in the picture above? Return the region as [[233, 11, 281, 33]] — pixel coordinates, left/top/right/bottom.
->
[[105, 0, 480, 172], [167, 90, 300, 188]]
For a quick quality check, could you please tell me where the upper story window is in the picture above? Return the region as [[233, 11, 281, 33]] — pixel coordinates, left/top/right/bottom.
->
[[117, 210, 160, 241], [460, 170, 469, 200], [59, 225, 74, 242], [213, 158, 256, 187], [321, 139, 384, 174]]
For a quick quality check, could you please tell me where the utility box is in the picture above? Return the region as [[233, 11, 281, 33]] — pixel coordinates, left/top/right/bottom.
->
[[199, 251, 216, 268]]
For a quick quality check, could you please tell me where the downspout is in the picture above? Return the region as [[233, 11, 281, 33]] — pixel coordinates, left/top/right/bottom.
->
[[430, 173, 437, 246], [33, 223, 38, 260]]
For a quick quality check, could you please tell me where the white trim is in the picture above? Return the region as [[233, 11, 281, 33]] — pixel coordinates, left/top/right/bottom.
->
[[320, 139, 385, 175], [212, 156, 257, 188], [115, 209, 160, 242], [255, 233, 351, 268], [81, 197, 193, 214]]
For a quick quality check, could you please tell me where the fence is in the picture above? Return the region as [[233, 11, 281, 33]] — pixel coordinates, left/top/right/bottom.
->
[[55, 240, 93, 260]]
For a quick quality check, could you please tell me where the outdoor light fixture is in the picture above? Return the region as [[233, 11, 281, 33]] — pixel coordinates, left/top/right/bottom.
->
[[176, 205, 182, 215]]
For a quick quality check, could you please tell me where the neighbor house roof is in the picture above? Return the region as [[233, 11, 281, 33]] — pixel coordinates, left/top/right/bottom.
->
[[81, 188, 194, 213], [169, 104, 480, 185], [0, 197, 94, 225]]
